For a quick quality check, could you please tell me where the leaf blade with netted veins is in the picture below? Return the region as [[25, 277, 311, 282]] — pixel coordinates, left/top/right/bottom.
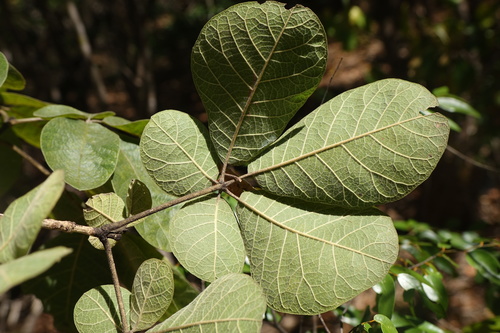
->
[[192, 1, 327, 165], [140, 110, 219, 197], [236, 192, 398, 315], [248, 79, 450, 208]]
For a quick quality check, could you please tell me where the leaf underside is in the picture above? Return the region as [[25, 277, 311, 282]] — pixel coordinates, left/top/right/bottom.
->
[[192, 1, 327, 165], [236, 192, 398, 314], [249, 79, 450, 208]]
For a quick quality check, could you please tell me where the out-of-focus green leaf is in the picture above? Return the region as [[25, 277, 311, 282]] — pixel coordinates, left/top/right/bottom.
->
[[437, 96, 481, 118], [0, 92, 48, 108], [0, 247, 72, 294], [374, 314, 397, 333], [0, 170, 65, 263], [463, 316, 500, 333], [34, 104, 115, 120], [373, 274, 395, 318], [162, 265, 199, 319], [102, 116, 149, 136], [0, 52, 7, 87], [74, 285, 131, 333], [0, 53, 25, 90], [466, 249, 500, 284], [41, 117, 120, 190]]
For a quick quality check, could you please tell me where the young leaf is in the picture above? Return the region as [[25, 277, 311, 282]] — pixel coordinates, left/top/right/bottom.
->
[[0, 246, 72, 294], [84, 193, 125, 250], [248, 79, 450, 208], [147, 273, 266, 333], [169, 194, 245, 282], [192, 1, 327, 164], [40, 117, 120, 190], [0, 170, 65, 263], [140, 110, 219, 196], [130, 259, 174, 331], [74, 284, 131, 333], [236, 192, 398, 314]]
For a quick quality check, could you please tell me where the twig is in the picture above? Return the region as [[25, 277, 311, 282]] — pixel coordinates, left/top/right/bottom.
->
[[101, 236, 130, 333], [318, 313, 332, 333], [321, 57, 343, 105], [42, 218, 96, 236], [10, 144, 51, 176], [446, 145, 500, 173]]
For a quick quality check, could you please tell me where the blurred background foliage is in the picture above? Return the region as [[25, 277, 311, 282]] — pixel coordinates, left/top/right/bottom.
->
[[0, 0, 499, 332]]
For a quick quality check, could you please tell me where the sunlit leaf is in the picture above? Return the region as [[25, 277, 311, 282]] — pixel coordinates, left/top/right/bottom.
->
[[74, 285, 131, 333], [236, 192, 398, 314], [249, 79, 450, 208], [147, 273, 266, 333], [0, 52, 25, 90], [34, 104, 115, 120], [130, 259, 173, 331], [192, 1, 327, 164], [140, 110, 219, 196], [169, 194, 245, 282], [0, 170, 65, 263], [41, 118, 120, 190]]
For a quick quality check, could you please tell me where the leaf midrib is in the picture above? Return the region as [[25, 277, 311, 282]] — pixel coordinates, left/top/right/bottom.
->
[[219, 7, 296, 179]]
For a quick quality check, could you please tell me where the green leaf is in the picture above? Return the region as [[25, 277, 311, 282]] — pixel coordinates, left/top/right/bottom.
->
[[130, 259, 174, 331], [147, 273, 266, 333], [0, 170, 65, 263], [0, 53, 26, 90], [34, 104, 115, 120], [169, 194, 245, 282], [140, 110, 219, 196], [102, 116, 149, 136], [0, 246, 72, 294], [437, 96, 481, 118], [126, 179, 152, 227], [112, 140, 177, 251], [23, 233, 112, 333], [0, 133, 22, 195], [162, 266, 199, 319], [192, 1, 327, 164], [84, 193, 125, 250], [466, 249, 500, 284], [249, 79, 450, 208], [0, 92, 48, 108], [373, 274, 395, 318], [41, 117, 120, 190], [373, 314, 397, 333], [74, 285, 131, 333], [236, 192, 398, 314]]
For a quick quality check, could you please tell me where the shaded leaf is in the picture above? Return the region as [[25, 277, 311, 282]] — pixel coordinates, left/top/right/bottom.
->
[[41, 117, 120, 190], [192, 1, 327, 164], [373, 274, 395, 318], [236, 192, 398, 314], [0, 92, 48, 108], [102, 116, 149, 136], [74, 285, 131, 333], [0, 247, 72, 294], [0, 170, 65, 263], [23, 233, 112, 333], [373, 314, 397, 333], [140, 110, 219, 196], [466, 249, 500, 284], [249, 79, 450, 208], [130, 259, 174, 331], [437, 96, 481, 118], [126, 179, 152, 227], [0, 52, 7, 87], [162, 266, 199, 319], [0, 53, 25, 90], [147, 273, 266, 333], [170, 194, 245, 282]]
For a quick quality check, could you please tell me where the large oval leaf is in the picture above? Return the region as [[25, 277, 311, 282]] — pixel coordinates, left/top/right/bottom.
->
[[169, 195, 245, 282], [140, 110, 219, 196], [248, 79, 450, 208], [236, 192, 398, 315], [192, 1, 327, 165], [40, 118, 120, 190], [147, 273, 266, 333]]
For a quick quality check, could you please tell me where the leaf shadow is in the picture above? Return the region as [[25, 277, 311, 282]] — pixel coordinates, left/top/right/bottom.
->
[[94, 285, 123, 329]]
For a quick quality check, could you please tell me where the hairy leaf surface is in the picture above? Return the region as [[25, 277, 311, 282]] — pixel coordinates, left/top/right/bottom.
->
[[249, 79, 450, 208], [169, 195, 245, 282], [236, 192, 398, 314], [41, 118, 120, 190], [0, 170, 64, 263], [147, 273, 266, 333], [192, 1, 327, 164], [130, 259, 173, 331], [140, 110, 219, 196], [74, 285, 131, 333]]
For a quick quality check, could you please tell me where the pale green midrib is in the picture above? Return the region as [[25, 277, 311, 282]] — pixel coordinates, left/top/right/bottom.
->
[[219, 7, 296, 177], [234, 195, 394, 264], [151, 117, 216, 184], [243, 113, 444, 180], [154, 317, 262, 333]]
